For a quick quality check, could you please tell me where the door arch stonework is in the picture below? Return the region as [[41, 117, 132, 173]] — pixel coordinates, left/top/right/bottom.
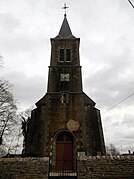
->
[[53, 130, 76, 171]]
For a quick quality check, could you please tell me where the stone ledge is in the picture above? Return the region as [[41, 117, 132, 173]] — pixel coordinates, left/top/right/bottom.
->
[[0, 157, 49, 162], [78, 155, 134, 161]]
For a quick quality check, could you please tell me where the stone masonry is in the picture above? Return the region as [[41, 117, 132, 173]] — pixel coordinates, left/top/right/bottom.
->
[[0, 156, 134, 179], [0, 157, 49, 179], [78, 155, 134, 179]]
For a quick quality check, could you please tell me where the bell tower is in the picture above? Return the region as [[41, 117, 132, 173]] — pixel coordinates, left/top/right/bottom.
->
[[24, 11, 106, 169], [48, 14, 82, 93]]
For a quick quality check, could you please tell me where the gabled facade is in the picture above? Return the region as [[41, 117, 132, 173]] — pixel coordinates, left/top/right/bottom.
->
[[24, 14, 106, 172]]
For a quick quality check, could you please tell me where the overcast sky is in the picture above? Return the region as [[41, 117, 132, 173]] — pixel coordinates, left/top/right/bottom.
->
[[0, 0, 134, 153]]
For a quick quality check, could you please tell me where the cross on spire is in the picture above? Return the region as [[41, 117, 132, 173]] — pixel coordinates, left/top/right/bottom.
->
[[62, 3, 69, 17]]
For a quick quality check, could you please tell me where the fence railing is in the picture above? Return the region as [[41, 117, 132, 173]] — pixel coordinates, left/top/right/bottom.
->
[[49, 159, 77, 177]]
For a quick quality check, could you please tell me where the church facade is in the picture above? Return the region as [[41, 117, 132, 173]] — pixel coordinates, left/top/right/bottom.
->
[[24, 13, 106, 175]]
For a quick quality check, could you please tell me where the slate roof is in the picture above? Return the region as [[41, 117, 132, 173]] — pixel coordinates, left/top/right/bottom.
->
[[54, 14, 76, 39]]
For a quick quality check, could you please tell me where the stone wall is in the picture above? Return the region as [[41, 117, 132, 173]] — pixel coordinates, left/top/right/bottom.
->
[[78, 155, 134, 179], [0, 156, 134, 179], [0, 157, 49, 179]]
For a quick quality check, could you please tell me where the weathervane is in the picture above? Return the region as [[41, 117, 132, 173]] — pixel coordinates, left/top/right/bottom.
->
[[62, 3, 69, 16]]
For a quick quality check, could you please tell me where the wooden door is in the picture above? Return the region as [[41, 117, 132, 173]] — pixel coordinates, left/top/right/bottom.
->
[[56, 135, 73, 170]]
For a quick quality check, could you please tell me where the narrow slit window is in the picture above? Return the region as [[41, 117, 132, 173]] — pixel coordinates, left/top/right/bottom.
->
[[59, 49, 64, 62], [66, 49, 71, 62]]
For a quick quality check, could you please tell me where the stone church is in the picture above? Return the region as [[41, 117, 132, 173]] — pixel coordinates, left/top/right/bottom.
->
[[24, 12, 106, 177], [0, 8, 134, 179]]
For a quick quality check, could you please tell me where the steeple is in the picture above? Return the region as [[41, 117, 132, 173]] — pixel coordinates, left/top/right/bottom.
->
[[24, 8, 106, 161], [55, 14, 76, 39]]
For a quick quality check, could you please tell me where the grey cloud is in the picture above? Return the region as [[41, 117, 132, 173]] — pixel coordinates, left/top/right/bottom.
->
[[122, 114, 134, 127], [0, 36, 47, 53], [0, 13, 20, 34], [3, 71, 46, 109], [116, 127, 134, 140], [84, 46, 134, 108]]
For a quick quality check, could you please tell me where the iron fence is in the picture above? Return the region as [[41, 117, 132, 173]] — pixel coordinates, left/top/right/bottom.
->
[[49, 159, 77, 178]]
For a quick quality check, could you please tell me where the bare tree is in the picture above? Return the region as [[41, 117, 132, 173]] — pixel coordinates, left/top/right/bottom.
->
[[0, 79, 34, 155], [106, 143, 120, 156], [0, 58, 23, 155], [0, 80, 17, 147]]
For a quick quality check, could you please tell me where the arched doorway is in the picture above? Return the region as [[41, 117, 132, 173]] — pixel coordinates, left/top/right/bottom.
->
[[55, 131, 74, 171]]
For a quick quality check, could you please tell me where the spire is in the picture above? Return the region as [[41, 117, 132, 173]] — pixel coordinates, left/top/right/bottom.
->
[[54, 11, 76, 39]]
